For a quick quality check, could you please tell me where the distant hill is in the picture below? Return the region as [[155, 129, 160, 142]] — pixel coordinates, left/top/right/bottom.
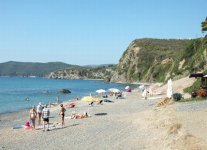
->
[[0, 61, 74, 77], [48, 65, 116, 81], [83, 64, 115, 68]]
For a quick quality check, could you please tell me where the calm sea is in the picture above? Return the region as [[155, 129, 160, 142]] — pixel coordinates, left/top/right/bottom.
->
[[0, 77, 133, 114]]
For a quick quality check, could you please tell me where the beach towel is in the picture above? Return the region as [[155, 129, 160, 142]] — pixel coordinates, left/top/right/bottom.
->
[[37, 123, 62, 130], [65, 102, 76, 108], [13, 126, 23, 129]]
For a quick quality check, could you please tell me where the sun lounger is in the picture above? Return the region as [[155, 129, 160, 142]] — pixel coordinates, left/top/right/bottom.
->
[[104, 99, 114, 103]]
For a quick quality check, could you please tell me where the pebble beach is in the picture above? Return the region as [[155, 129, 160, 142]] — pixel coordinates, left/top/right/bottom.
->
[[1, 77, 207, 150]]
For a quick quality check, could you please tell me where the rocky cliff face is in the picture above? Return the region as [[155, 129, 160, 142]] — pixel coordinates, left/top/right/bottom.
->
[[48, 66, 115, 81], [111, 41, 141, 83], [111, 38, 206, 83]]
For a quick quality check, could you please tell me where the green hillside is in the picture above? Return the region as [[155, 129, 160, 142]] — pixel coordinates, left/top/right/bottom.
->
[[48, 64, 116, 81], [111, 37, 207, 83], [0, 61, 73, 77]]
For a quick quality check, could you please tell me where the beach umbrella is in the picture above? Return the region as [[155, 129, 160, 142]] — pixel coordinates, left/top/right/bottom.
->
[[108, 88, 120, 93], [96, 89, 106, 94], [82, 96, 100, 102], [113, 89, 120, 93], [167, 78, 173, 98], [125, 86, 131, 92], [82, 96, 101, 115], [139, 85, 145, 89], [125, 86, 130, 90]]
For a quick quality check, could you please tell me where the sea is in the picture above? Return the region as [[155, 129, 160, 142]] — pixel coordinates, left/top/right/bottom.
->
[[0, 77, 136, 114]]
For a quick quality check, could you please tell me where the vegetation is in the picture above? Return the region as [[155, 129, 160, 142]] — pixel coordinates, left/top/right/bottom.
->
[[183, 79, 200, 93], [48, 64, 116, 81], [201, 17, 207, 32], [0, 61, 73, 77], [113, 38, 191, 82], [112, 17, 207, 84], [179, 97, 207, 102], [0, 61, 116, 80], [112, 35, 207, 83]]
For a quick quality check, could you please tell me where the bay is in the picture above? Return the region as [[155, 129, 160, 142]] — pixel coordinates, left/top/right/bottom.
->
[[0, 77, 133, 114]]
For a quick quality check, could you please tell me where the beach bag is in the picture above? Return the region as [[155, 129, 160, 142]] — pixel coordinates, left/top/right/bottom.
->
[[25, 121, 30, 126], [24, 121, 32, 129]]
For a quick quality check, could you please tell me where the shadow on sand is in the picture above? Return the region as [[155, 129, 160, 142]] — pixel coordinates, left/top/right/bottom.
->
[[52, 123, 80, 131], [38, 123, 80, 131], [94, 113, 107, 116]]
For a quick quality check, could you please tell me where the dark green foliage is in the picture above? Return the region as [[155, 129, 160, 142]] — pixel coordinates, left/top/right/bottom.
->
[[172, 93, 183, 101], [181, 38, 207, 73], [201, 17, 207, 32], [150, 63, 172, 82], [51, 64, 116, 80], [0, 61, 116, 79], [178, 97, 206, 102], [184, 79, 200, 94], [0, 61, 72, 77]]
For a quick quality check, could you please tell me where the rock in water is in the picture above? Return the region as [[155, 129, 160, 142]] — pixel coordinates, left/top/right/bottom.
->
[[59, 89, 71, 94]]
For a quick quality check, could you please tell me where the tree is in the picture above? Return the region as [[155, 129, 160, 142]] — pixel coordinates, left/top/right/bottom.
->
[[201, 17, 207, 32]]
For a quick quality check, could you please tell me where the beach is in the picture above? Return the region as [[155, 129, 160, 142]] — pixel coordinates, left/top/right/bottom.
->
[[1, 77, 207, 150]]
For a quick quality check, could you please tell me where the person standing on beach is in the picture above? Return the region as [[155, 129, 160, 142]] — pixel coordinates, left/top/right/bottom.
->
[[59, 104, 66, 127], [57, 96, 60, 103], [42, 105, 50, 131], [142, 88, 148, 100], [37, 102, 43, 125], [29, 106, 37, 129]]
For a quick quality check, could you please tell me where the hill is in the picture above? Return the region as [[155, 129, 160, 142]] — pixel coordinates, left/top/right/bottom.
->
[[48, 65, 116, 81], [0, 61, 74, 77], [111, 37, 207, 83]]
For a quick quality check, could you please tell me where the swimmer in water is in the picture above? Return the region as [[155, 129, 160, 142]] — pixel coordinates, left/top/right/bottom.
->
[[25, 97, 30, 101]]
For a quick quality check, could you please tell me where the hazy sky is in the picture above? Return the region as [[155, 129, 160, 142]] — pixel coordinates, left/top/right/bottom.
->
[[0, 0, 206, 65]]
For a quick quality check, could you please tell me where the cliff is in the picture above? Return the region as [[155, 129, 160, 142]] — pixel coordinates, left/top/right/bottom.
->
[[111, 38, 207, 83], [48, 65, 115, 81]]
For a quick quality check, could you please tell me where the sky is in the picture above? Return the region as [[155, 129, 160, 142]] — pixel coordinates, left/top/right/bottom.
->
[[0, 0, 206, 65]]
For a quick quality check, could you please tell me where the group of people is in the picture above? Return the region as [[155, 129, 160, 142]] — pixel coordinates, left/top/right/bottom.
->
[[29, 102, 66, 131]]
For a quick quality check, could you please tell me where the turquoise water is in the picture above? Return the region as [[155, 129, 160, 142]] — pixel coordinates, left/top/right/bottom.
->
[[0, 77, 131, 114]]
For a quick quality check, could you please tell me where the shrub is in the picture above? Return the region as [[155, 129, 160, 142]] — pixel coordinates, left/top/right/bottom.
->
[[172, 93, 183, 101]]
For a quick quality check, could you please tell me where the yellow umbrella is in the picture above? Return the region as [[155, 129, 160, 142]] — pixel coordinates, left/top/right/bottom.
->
[[81, 96, 101, 102], [82, 96, 102, 115]]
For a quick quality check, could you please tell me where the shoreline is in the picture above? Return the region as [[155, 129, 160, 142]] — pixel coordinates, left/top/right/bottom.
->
[[1, 76, 207, 149], [2, 76, 205, 150], [0, 97, 79, 128], [0, 90, 160, 149], [0, 76, 193, 128]]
